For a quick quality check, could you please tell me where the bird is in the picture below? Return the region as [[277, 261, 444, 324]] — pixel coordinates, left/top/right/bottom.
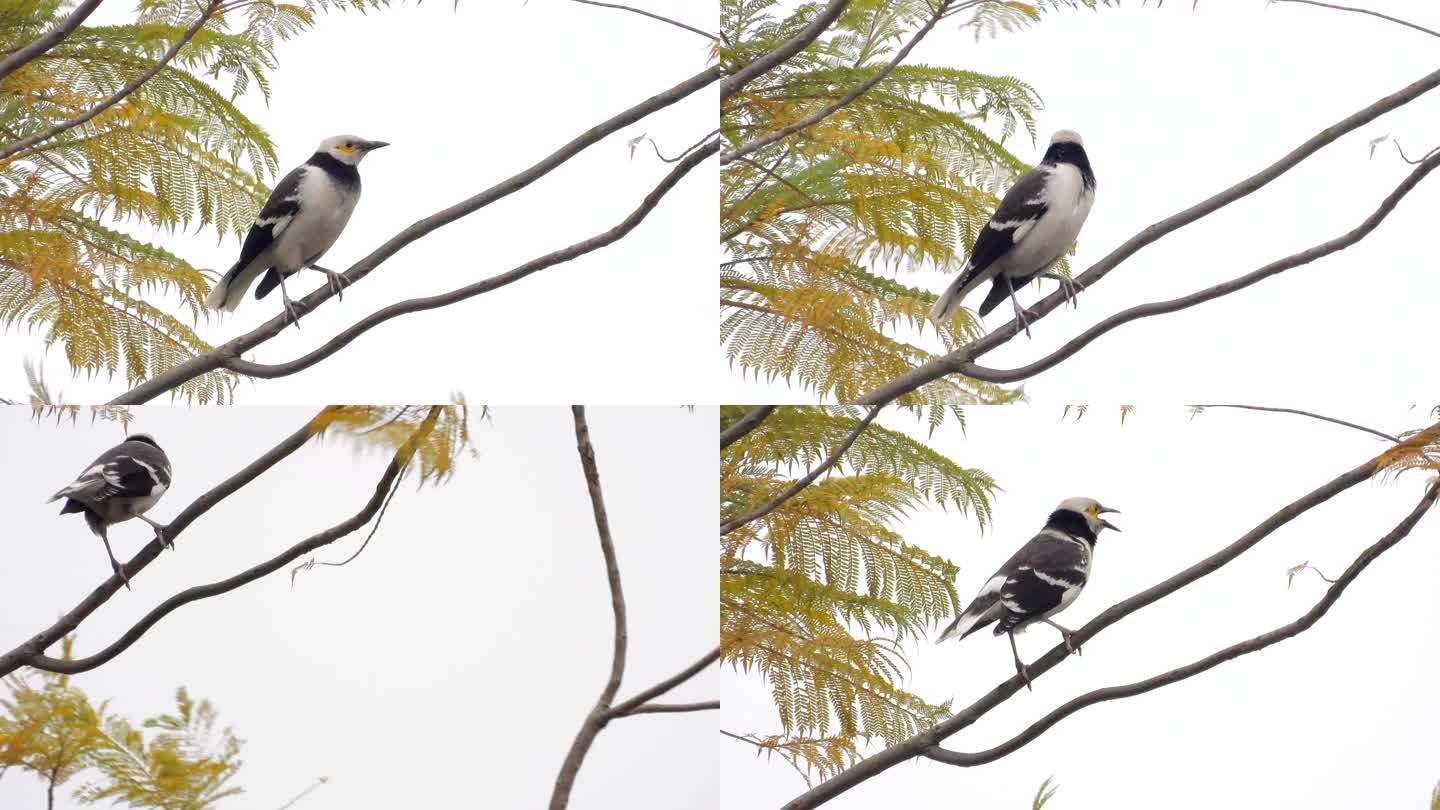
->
[[205, 134, 389, 326], [929, 129, 1097, 336], [49, 433, 173, 589], [936, 496, 1119, 690]]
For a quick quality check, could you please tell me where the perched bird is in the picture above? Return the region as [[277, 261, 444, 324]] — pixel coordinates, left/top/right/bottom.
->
[[49, 434, 173, 588], [929, 130, 1097, 335], [205, 135, 389, 325], [936, 496, 1119, 689]]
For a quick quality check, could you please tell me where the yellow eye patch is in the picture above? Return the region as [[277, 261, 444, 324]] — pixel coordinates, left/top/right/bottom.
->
[[336, 143, 358, 154]]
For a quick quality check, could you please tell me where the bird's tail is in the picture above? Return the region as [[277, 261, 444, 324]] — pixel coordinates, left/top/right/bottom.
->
[[976, 277, 1014, 317], [928, 264, 981, 325], [935, 598, 999, 644], [205, 261, 253, 312], [253, 268, 288, 301], [52, 495, 85, 514]]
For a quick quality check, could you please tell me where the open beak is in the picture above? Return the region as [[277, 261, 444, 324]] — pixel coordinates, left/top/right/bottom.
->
[[1098, 506, 1120, 532], [362, 140, 390, 151]]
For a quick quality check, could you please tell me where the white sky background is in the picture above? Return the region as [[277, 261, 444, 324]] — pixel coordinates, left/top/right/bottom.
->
[[720, 0, 1440, 405], [0, 0, 717, 404], [722, 401, 1440, 809], [0, 405, 717, 809]]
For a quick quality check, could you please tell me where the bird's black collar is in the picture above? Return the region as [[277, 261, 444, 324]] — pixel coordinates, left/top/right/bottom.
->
[[307, 152, 361, 191], [1045, 509, 1097, 544], [125, 434, 161, 449], [1041, 142, 1096, 191]]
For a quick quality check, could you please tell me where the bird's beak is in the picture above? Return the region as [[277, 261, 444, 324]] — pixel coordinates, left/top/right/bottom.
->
[[362, 140, 390, 151], [1098, 506, 1120, 532]]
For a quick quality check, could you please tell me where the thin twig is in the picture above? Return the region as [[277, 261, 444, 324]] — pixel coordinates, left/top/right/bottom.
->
[[1187, 404, 1399, 443], [921, 484, 1437, 767], [607, 646, 721, 718], [1270, 0, 1440, 39], [622, 701, 720, 715], [645, 128, 721, 163], [568, 0, 718, 41], [0, 0, 220, 163], [720, 407, 880, 535], [1394, 139, 1440, 166]]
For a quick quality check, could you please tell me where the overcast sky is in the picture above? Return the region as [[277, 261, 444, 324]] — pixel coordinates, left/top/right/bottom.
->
[[720, 0, 1440, 406], [0, 405, 716, 810], [722, 400, 1440, 809], [0, 0, 716, 405]]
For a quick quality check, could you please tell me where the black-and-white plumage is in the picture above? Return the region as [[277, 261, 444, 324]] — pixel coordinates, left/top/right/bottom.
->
[[205, 134, 389, 324], [936, 496, 1119, 689], [49, 433, 173, 588], [929, 130, 1097, 333]]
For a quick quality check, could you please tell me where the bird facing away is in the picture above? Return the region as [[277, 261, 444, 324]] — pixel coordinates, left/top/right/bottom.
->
[[929, 130, 1097, 335], [205, 134, 389, 325], [936, 496, 1119, 689], [49, 433, 173, 588]]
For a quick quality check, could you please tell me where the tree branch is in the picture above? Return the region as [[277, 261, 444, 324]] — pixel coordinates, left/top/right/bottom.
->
[[950, 147, 1440, 384], [721, 0, 970, 165], [549, 406, 629, 810], [720, 406, 880, 535], [921, 482, 1437, 767], [567, 0, 718, 41], [221, 141, 719, 382], [779, 424, 1437, 808], [621, 701, 720, 715], [0, 407, 337, 679], [1187, 404, 1399, 443], [720, 406, 777, 449], [1270, 0, 1440, 39], [607, 646, 721, 718], [109, 70, 720, 404], [26, 408, 442, 675], [854, 66, 1440, 407], [0, 0, 106, 84], [0, 0, 219, 163], [721, 0, 851, 102]]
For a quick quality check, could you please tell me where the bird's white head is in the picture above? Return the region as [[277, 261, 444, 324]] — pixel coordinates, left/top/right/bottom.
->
[[317, 134, 390, 166], [1055, 496, 1119, 534], [125, 433, 161, 449], [1049, 129, 1084, 147]]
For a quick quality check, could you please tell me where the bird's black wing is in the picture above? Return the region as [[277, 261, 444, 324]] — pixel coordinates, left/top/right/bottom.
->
[[230, 165, 307, 273], [992, 533, 1088, 631], [947, 166, 1051, 295], [56, 447, 165, 505]]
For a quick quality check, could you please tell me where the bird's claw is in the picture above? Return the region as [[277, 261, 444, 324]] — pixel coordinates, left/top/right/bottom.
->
[[281, 298, 303, 330], [155, 526, 173, 551], [1016, 661, 1033, 691], [1062, 631, 1081, 657], [112, 561, 131, 590], [320, 269, 349, 302]]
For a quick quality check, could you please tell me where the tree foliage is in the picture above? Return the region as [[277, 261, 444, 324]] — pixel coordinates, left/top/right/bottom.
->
[[0, 639, 244, 809], [720, 0, 1113, 405], [0, 0, 386, 403], [720, 405, 998, 780]]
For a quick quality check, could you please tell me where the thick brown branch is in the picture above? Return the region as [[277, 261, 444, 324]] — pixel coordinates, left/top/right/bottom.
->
[[722, 1, 968, 165], [223, 141, 718, 382], [720, 406, 880, 535], [922, 483, 1437, 767], [568, 0, 718, 40], [952, 149, 1440, 385], [1187, 404, 1399, 443], [721, 0, 851, 101], [608, 646, 722, 718], [110, 71, 719, 404], [27, 408, 442, 675], [1271, 0, 1440, 39], [549, 406, 629, 810], [0, 1, 218, 163], [780, 424, 1436, 809], [854, 66, 1440, 407], [721, 406, 777, 449], [0, 0, 105, 84], [0, 407, 336, 679]]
